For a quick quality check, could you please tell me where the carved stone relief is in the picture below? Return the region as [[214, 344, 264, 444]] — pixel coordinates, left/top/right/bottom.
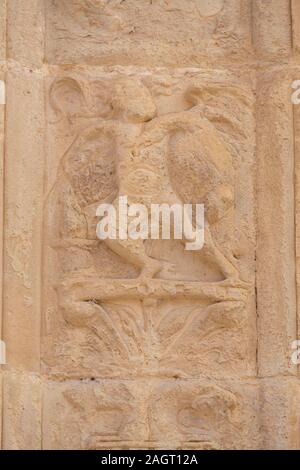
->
[[40, 70, 256, 448], [45, 0, 252, 66], [1, 0, 300, 451], [43, 379, 260, 450]]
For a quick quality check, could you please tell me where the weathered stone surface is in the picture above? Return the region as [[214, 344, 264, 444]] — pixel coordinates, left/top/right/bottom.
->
[[7, 0, 44, 68], [253, 0, 292, 59], [256, 69, 297, 377], [0, 2, 5, 449], [0, 0, 6, 63], [43, 378, 261, 450], [42, 69, 256, 383], [1, 0, 300, 450], [259, 378, 300, 450], [3, 70, 44, 372], [2, 372, 42, 450], [45, 0, 253, 67]]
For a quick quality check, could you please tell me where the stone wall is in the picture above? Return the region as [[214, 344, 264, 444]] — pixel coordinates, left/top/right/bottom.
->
[[0, 0, 299, 450]]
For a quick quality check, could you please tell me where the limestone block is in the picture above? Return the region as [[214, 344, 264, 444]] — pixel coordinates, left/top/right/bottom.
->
[[149, 379, 261, 450], [253, 0, 292, 59], [256, 69, 297, 377], [292, 0, 300, 56], [0, 0, 6, 62], [1, 0, 300, 451], [3, 70, 44, 372], [43, 378, 260, 450], [45, 0, 253, 67], [42, 69, 257, 382], [2, 372, 42, 450], [43, 380, 147, 450], [7, 0, 44, 68], [260, 378, 300, 450], [0, 74, 4, 342], [0, 5, 5, 451]]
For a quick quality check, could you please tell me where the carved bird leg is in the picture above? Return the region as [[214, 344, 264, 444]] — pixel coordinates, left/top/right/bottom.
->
[[201, 227, 239, 281], [105, 237, 162, 279]]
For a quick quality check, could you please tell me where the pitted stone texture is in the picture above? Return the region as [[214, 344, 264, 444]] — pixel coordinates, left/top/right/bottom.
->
[[43, 379, 261, 450], [45, 0, 253, 67], [2, 0, 300, 451], [42, 69, 256, 382]]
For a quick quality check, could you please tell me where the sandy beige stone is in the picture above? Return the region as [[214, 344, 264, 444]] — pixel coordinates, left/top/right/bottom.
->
[[0, 84, 4, 449], [0, 0, 6, 63], [7, 0, 44, 69], [256, 70, 297, 377], [3, 69, 44, 372], [1, 0, 300, 450], [45, 0, 253, 67], [42, 69, 256, 385], [259, 378, 300, 450], [43, 378, 261, 450], [2, 372, 41, 450], [0, 1, 5, 449], [292, 0, 300, 54]]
